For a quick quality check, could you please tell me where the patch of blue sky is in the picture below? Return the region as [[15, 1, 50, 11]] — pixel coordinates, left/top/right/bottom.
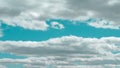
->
[[0, 19, 120, 41], [0, 52, 27, 59]]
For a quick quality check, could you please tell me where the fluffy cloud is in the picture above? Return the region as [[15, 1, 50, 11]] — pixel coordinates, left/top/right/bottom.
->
[[64, 0, 120, 29], [0, 0, 65, 30], [2, 12, 49, 30], [0, 36, 120, 67], [0, 36, 119, 56], [0, 0, 120, 30], [51, 22, 64, 29]]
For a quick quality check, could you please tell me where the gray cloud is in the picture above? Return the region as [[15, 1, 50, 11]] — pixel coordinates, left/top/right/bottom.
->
[[0, 36, 119, 56], [0, 0, 120, 29], [0, 0, 65, 30], [0, 36, 120, 67]]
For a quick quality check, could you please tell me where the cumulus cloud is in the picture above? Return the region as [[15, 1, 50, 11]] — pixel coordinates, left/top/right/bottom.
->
[[0, 36, 120, 67], [0, 0, 120, 29], [0, 0, 66, 30], [88, 19, 120, 29], [0, 36, 119, 56], [51, 22, 64, 29], [65, 0, 120, 29], [1, 12, 49, 30]]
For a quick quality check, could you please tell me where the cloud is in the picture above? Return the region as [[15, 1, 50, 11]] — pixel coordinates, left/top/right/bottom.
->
[[88, 19, 120, 29], [1, 12, 49, 30], [0, 36, 119, 56], [0, 36, 120, 67], [0, 0, 65, 30], [64, 0, 120, 29], [1, 57, 120, 68], [107, 0, 120, 6], [51, 22, 64, 29], [0, 0, 120, 29]]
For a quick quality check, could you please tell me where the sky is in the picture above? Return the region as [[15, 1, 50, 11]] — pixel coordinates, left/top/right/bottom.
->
[[0, 0, 120, 68]]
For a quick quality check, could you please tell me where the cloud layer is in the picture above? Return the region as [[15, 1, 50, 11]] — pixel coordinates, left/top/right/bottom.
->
[[0, 36, 120, 67], [0, 0, 120, 30]]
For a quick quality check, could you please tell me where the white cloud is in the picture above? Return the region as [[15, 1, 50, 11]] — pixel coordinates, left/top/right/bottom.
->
[[0, 0, 66, 30], [107, 0, 120, 6], [1, 57, 120, 68], [51, 22, 64, 29], [0, 36, 119, 56], [2, 12, 49, 30], [0, 36, 120, 67], [0, 0, 120, 29], [88, 19, 120, 29]]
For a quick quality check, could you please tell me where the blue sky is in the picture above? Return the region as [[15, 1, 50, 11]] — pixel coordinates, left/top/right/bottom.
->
[[1, 19, 120, 41], [1, 0, 120, 68]]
